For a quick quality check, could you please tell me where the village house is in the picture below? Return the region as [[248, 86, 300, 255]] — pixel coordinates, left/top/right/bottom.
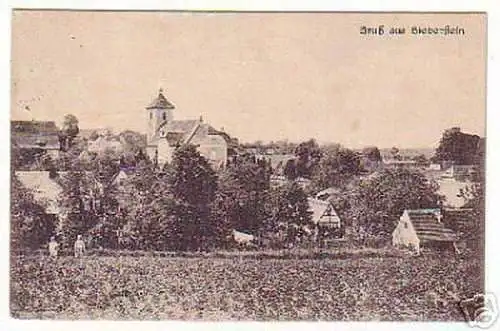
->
[[270, 175, 311, 190], [145, 89, 237, 168], [15, 170, 104, 235], [308, 198, 343, 243], [392, 209, 458, 253], [382, 159, 421, 170], [87, 134, 125, 156], [11, 120, 62, 159], [441, 164, 477, 181]]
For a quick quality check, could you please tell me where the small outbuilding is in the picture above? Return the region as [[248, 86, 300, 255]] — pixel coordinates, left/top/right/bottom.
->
[[392, 208, 458, 253], [308, 198, 343, 241]]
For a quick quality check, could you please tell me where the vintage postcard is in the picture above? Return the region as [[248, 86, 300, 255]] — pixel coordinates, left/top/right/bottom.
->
[[8, 9, 494, 326]]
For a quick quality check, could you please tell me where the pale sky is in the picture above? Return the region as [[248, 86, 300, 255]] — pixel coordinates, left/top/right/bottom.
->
[[11, 11, 485, 148]]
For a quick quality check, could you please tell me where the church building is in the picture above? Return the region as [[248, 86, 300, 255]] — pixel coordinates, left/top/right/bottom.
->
[[145, 89, 236, 169]]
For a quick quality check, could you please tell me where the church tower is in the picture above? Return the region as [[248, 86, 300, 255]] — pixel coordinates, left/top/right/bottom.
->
[[146, 88, 175, 142]]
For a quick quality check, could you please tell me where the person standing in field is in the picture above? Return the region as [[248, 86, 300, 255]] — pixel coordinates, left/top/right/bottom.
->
[[48, 236, 59, 257], [74, 234, 86, 258]]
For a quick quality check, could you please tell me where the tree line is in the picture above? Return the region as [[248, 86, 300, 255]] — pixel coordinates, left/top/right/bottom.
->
[[11, 123, 485, 253]]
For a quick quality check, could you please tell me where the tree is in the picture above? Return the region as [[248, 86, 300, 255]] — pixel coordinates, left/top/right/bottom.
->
[[58, 161, 100, 247], [268, 181, 313, 246], [11, 173, 53, 250], [312, 145, 362, 190], [166, 145, 219, 251], [120, 130, 147, 154], [390, 146, 402, 161], [61, 114, 80, 149], [412, 154, 429, 167], [344, 168, 443, 238], [362, 146, 382, 162], [456, 139, 485, 254], [294, 139, 322, 178], [434, 127, 481, 165], [88, 130, 100, 141], [120, 162, 170, 250], [361, 146, 382, 172], [216, 155, 271, 236], [283, 159, 297, 180]]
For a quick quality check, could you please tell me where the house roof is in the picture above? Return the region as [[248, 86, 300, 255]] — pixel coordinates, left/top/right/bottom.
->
[[87, 136, 124, 154], [12, 134, 60, 150], [161, 119, 199, 133], [146, 91, 175, 110], [11, 120, 61, 150], [232, 230, 255, 243], [405, 209, 457, 242], [315, 187, 342, 200], [16, 171, 63, 214], [110, 168, 134, 186], [15, 171, 103, 215], [12, 121, 59, 134], [308, 198, 341, 226]]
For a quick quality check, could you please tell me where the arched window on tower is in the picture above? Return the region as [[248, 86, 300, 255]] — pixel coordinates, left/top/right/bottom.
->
[[150, 112, 152, 120], [162, 112, 167, 121]]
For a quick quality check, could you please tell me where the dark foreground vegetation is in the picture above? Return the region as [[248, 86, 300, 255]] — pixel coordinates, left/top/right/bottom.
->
[[11, 250, 481, 321]]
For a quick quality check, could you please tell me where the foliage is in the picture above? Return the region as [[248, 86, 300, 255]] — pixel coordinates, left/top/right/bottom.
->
[[57, 162, 101, 247], [119, 130, 147, 154], [283, 159, 297, 180], [342, 168, 443, 237], [311, 145, 362, 191], [217, 155, 271, 235], [120, 145, 222, 251], [294, 139, 322, 179], [166, 145, 219, 251], [412, 154, 429, 167], [60, 114, 80, 149], [457, 144, 485, 254], [268, 181, 313, 245], [11, 254, 482, 320], [10, 173, 54, 250], [390, 147, 402, 161], [362, 146, 382, 162], [433, 127, 482, 165]]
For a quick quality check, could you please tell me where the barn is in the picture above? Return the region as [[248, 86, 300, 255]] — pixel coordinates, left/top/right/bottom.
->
[[392, 208, 458, 253]]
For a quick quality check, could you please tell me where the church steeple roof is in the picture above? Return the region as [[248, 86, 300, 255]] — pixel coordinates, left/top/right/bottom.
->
[[146, 88, 175, 110]]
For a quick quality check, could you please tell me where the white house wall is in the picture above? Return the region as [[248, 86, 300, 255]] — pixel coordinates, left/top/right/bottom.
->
[[392, 211, 420, 250]]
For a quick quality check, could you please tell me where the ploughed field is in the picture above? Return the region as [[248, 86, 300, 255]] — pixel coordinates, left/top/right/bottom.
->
[[10, 253, 481, 320]]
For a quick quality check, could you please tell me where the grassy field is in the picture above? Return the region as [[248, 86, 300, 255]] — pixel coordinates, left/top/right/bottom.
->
[[10, 252, 481, 321]]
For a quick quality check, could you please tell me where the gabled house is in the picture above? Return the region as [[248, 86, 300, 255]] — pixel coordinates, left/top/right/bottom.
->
[[392, 209, 458, 253], [11, 120, 62, 158], [308, 198, 343, 241], [15, 170, 104, 234], [16, 171, 63, 216]]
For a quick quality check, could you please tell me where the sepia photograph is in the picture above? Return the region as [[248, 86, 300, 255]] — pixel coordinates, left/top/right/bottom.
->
[[8, 9, 491, 323]]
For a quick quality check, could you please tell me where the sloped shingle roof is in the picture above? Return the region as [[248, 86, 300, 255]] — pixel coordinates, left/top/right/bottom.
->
[[407, 209, 457, 242], [308, 198, 341, 226], [146, 92, 175, 110], [11, 120, 61, 150], [161, 119, 198, 133], [16, 171, 63, 214], [15, 171, 103, 215]]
